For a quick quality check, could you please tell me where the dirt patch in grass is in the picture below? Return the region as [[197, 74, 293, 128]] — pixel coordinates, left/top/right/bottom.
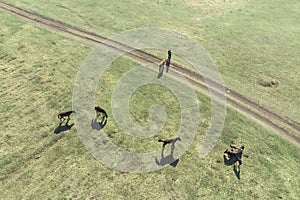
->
[[257, 79, 279, 88]]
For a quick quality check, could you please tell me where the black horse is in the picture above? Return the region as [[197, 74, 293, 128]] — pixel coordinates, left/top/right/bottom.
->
[[156, 136, 181, 167], [224, 145, 244, 167], [158, 137, 181, 148], [165, 50, 172, 72], [95, 106, 108, 118]]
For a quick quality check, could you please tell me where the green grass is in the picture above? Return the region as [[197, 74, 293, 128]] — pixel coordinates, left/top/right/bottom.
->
[[93, 57, 186, 153], [1, 1, 300, 199], [3, 0, 300, 124], [197, 0, 300, 124]]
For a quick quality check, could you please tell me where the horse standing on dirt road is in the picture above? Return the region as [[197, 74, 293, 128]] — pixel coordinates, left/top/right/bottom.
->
[[166, 50, 172, 72]]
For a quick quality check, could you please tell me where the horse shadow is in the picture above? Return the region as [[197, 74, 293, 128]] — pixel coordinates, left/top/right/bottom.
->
[[155, 142, 180, 167], [91, 115, 107, 130], [233, 165, 241, 180], [54, 120, 74, 134], [223, 155, 241, 180], [157, 66, 164, 79]]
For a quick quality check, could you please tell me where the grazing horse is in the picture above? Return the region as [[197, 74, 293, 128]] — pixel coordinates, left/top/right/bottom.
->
[[224, 144, 245, 167], [58, 110, 76, 122], [95, 106, 108, 118], [158, 137, 181, 148]]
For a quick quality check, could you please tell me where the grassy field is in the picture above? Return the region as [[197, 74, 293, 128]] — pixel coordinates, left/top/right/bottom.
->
[[2, 0, 300, 124], [197, 0, 300, 124], [1, 0, 300, 199]]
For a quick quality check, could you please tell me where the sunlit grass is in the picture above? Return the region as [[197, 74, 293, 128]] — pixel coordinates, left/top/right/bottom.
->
[[0, 1, 300, 199]]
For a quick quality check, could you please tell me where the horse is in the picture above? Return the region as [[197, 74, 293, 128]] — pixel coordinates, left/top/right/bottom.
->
[[224, 145, 245, 167], [159, 59, 166, 72], [58, 110, 76, 122], [156, 136, 181, 167], [158, 137, 181, 147], [95, 106, 108, 118]]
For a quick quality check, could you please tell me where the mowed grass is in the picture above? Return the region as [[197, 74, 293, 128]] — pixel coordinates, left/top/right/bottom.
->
[[1, 10, 300, 199]]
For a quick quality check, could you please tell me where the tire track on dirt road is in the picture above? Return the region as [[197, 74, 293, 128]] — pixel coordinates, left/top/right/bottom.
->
[[0, 2, 299, 171]]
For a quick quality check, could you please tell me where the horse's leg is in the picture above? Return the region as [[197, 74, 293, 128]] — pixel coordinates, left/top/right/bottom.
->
[[171, 143, 175, 152], [59, 115, 63, 122], [66, 115, 70, 125], [100, 115, 105, 124], [62, 116, 66, 123], [161, 145, 165, 158], [235, 155, 242, 167]]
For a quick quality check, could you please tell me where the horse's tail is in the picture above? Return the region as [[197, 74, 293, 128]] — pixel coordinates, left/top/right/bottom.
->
[[58, 114, 60, 119]]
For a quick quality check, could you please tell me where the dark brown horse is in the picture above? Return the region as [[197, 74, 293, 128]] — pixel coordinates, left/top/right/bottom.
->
[[158, 137, 181, 147], [166, 50, 172, 72], [58, 110, 76, 122], [95, 106, 108, 118]]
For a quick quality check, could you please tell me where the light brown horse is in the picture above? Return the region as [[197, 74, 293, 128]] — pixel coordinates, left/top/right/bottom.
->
[[159, 59, 166, 72]]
